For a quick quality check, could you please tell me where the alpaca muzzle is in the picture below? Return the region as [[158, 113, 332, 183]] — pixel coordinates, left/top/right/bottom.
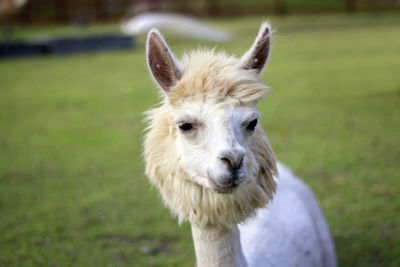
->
[[207, 163, 248, 194]]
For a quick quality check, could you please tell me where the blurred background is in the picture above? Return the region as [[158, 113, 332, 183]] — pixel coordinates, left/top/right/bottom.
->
[[1, 0, 400, 23], [1, 0, 399, 266]]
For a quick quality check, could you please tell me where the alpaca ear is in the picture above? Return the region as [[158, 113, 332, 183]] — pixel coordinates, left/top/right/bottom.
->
[[240, 22, 271, 74], [146, 29, 182, 92]]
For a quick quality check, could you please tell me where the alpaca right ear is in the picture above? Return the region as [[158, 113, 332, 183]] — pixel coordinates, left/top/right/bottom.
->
[[240, 22, 272, 74], [146, 29, 182, 92]]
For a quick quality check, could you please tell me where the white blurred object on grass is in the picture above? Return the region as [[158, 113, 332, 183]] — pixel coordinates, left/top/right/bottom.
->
[[121, 13, 231, 42]]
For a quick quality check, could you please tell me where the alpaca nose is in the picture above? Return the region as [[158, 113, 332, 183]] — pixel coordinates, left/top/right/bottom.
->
[[219, 150, 245, 170]]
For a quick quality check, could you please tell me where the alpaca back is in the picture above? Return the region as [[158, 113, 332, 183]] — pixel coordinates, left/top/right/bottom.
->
[[239, 163, 337, 267]]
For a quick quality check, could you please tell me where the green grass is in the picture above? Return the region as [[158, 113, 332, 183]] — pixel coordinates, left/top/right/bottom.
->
[[1, 12, 400, 266]]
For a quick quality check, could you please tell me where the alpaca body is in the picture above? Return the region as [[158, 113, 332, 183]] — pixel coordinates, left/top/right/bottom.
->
[[143, 22, 337, 267], [239, 162, 336, 267]]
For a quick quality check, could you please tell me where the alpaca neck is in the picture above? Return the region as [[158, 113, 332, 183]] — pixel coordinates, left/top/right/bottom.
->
[[191, 223, 248, 267]]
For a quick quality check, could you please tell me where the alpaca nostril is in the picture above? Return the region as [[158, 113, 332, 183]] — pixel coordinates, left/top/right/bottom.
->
[[220, 157, 232, 168], [219, 153, 244, 170], [237, 155, 244, 169]]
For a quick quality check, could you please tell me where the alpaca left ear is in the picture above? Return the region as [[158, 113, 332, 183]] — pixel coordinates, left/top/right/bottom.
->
[[240, 22, 271, 74], [146, 29, 182, 92]]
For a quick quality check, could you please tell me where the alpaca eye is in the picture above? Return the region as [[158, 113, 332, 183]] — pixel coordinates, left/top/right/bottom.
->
[[246, 119, 258, 131], [178, 122, 193, 132]]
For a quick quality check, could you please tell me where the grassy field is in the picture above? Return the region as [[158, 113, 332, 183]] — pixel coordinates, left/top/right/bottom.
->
[[1, 12, 400, 266]]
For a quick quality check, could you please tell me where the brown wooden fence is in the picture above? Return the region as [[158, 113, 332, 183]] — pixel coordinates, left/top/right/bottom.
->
[[5, 0, 400, 25]]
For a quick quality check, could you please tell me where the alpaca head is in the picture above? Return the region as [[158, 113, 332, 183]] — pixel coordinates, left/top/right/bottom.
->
[[144, 23, 278, 227]]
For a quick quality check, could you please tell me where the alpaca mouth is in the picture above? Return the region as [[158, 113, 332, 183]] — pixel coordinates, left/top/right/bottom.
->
[[207, 176, 238, 194], [214, 184, 238, 194]]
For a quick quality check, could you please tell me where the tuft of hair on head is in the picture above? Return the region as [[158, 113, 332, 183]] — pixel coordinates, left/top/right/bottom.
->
[[145, 22, 273, 103]]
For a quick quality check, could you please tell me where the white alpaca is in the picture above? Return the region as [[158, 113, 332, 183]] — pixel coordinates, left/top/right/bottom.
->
[[143, 22, 337, 267]]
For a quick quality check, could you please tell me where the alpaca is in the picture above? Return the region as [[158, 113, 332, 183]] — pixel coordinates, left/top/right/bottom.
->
[[143, 22, 337, 267]]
